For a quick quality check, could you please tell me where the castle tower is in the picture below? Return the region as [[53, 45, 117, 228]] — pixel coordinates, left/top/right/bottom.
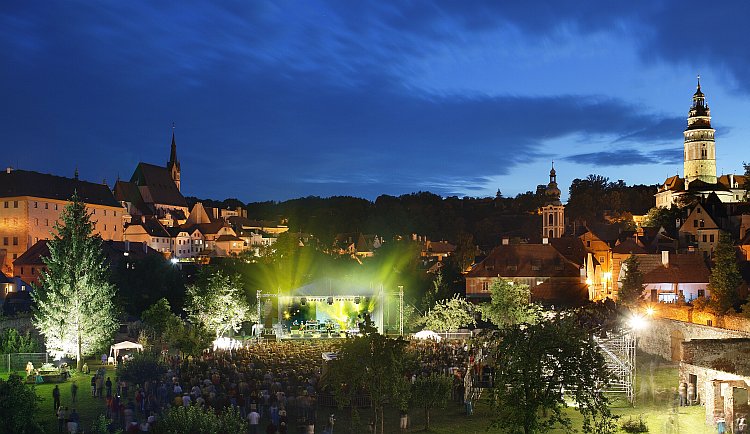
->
[[167, 126, 181, 191], [683, 77, 716, 188], [540, 162, 564, 239]]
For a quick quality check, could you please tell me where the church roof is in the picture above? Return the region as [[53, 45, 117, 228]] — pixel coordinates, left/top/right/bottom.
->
[[130, 163, 187, 208], [0, 169, 120, 207], [717, 174, 747, 190], [686, 179, 729, 192]]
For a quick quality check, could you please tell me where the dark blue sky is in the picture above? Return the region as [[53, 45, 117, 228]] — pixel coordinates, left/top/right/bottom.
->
[[2, 1, 749, 202]]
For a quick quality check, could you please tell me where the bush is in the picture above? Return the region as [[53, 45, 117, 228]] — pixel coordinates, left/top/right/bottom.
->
[[0, 328, 41, 353], [116, 352, 167, 387], [621, 416, 649, 433], [0, 373, 44, 434], [151, 405, 247, 434]]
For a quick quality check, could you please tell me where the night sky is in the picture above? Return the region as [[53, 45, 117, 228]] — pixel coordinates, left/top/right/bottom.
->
[[2, 1, 750, 202]]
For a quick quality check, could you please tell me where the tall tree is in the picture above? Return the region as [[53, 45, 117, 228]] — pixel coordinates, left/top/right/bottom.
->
[[185, 270, 254, 338], [708, 231, 743, 313], [33, 193, 118, 370], [487, 315, 618, 434], [141, 298, 183, 351], [480, 279, 541, 327], [618, 255, 645, 306], [0, 374, 43, 434]]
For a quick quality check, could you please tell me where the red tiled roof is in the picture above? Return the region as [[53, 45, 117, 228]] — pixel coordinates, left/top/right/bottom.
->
[[642, 254, 710, 284], [466, 243, 580, 278]]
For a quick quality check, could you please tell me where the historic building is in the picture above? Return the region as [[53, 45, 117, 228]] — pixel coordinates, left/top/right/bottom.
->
[[656, 79, 746, 208], [0, 168, 124, 275], [540, 163, 565, 239], [114, 129, 189, 225]]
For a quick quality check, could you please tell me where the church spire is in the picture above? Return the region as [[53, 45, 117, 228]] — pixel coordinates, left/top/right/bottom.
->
[[684, 78, 716, 187], [167, 122, 181, 191]]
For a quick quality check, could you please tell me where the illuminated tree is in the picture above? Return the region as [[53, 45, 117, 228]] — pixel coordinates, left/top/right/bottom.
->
[[33, 193, 118, 370], [185, 270, 254, 338], [480, 279, 541, 327], [141, 298, 183, 350], [421, 295, 476, 332]]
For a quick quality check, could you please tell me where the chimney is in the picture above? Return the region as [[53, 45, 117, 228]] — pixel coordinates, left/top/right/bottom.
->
[[542, 237, 549, 245], [661, 250, 669, 268], [730, 174, 735, 188], [502, 237, 509, 245]]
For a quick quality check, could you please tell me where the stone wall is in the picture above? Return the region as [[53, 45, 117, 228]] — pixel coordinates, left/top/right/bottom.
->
[[682, 339, 750, 377], [653, 303, 750, 333], [637, 318, 750, 361]]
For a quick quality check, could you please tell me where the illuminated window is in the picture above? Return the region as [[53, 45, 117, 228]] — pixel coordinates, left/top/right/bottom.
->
[[54, 204, 58, 210]]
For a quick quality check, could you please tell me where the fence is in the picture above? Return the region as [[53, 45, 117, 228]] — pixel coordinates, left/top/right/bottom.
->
[[318, 392, 372, 408], [0, 352, 49, 373]]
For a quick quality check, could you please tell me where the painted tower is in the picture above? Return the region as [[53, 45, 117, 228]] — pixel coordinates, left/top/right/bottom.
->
[[167, 126, 181, 191], [540, 162, 565, 239], [683, 77, 716, 188]]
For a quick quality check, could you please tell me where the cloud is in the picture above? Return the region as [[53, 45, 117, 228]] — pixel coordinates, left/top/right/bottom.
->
[[563, 146, 682, 167]]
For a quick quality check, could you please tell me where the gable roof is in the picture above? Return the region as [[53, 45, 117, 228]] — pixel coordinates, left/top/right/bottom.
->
[[659, 175, 684, 192], [130, 163, 187, 208], [0, 169, 120, 207], [466, 243, 581, 279], [549, 237, 589, 266], [611, 238, 648, 255], [641, 254, 710, 284], [14, 239, 161, 267]]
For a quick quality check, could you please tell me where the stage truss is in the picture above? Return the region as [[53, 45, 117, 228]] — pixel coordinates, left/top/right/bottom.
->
[[594, 329, 636, 404]]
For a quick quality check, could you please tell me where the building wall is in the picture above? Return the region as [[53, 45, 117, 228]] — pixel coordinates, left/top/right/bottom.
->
[[637, 317, 750, 361], [1, 196, 124, 275]]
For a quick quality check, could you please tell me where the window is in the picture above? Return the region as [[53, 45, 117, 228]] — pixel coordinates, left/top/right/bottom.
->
[[3, 201, 6, 208], [114, 211, 117, 217], [34, 201, 38, 208], [693, 220, 698, 227], [12, 254, 16, 260], [697, 208, 701, 214], [586, 240, 591, 247], [35, 218, 38, 226], [103, 224, 107, 231], [92, 209, 95, 215], [20, 267, 23, 275], [599, 256, 605, 263], [114, 225, 116, 232], [104, 210, 107, 216], [31, 267, 35, 275], [699, 220, 705, 228], [45, 203, 48, 209], [710, 234, 715, 243], [2, 237, 7, 246], [698, 289, 705, 298], [702, 234, 707, 242], [481, 281, 490, 291], [13, 201, 18, 208], [12, 237, 18, 246], [45, 219, 49, 226]]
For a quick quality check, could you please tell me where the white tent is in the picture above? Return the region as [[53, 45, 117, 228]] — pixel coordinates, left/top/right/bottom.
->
[[413, 330, 443, 342], [109, 341, 144, 360]]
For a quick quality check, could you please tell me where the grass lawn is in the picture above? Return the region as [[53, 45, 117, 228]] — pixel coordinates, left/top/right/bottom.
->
[[2, 359, 114, 433]]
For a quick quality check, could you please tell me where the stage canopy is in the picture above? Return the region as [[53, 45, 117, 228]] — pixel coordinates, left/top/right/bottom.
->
[[109, 341, 143, 359], [290, 279, 380, 298]]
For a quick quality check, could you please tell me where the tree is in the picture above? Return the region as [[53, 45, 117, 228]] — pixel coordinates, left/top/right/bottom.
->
[[33, 193, 119, 370], [116, 352, 167, 387], [744, 162, 750, 197], [618, 255, 645, 306], [141, 298, 183, 351], [327, 334, 408, 434], [185, 270, 253, 338], [452, 231, 477, 273], [411, 374, 452, 430], [488, 315, 618, 434], [421, 295, 476, 332], [480, 279, 541, 327], [0, 328, 41, 354], [0, 374, 43, 434], [642, 206, 683, 237], [708, 231, 743, 313]]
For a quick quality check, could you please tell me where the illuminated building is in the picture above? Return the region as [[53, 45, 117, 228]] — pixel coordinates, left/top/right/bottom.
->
[[0, 168, 124, 275], [539, 162, 565, 239]]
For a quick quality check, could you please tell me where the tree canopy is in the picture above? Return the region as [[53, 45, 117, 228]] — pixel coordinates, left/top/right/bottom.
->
[[480, 279, 541, 327], [421, 295, 476, 332], [0, 374, 43, 434], [33, 193, 119, 369], [487, 314, 617, 434], [708, 231, 743, 313], [185, 270, 254, 338], [618, 255, 645, 306]]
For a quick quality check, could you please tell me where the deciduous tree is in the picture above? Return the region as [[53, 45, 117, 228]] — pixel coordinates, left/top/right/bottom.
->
[[33, 193, 118, 370], [480, 279, 541, 327], [411, 374, 452, 430], [0, 374, 43, 434], [488, 315, 618, 434], [618, 255, 645, 306], [708, 231, 743, 313], [184, 270, 254, 338], [421, 295, 476, 332]]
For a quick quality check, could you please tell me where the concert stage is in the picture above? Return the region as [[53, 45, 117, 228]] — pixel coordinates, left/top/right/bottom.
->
[[258, 279, 402, 338]]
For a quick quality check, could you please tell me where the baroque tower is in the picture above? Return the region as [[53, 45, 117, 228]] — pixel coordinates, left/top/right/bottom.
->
[[683, 77, 716, 188], [167, 126, 181, 191], [540, 162, 564, 239]]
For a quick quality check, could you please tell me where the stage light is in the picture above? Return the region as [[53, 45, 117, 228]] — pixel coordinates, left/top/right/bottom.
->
[[354, 297, 360, 305], [301, 297, 306, 306], [327, 297, 334, 305]]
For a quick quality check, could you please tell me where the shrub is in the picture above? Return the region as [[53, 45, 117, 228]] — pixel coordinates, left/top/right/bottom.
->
[[0, 373, 43, 434], [116, 352, 167, 387], [621, 416, 649, 433], [151, 405, 247, 434]]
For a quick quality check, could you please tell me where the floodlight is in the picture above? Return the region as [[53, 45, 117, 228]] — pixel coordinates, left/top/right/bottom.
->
[[354, 297, 360, 305], [646, 307, 655, 316], [170, 257, 179, 264], [301, 297, 306, 306], [327, 296, 334, 305], [627, 314, 647, 330]]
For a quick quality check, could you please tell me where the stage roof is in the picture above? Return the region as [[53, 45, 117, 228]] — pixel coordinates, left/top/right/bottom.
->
[[285, 279, 381, 297]]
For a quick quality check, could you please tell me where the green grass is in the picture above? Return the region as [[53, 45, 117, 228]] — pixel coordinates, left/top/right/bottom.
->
[[2, 360, 114, 433]]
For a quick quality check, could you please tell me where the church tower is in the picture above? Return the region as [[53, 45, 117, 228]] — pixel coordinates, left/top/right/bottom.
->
[[167, 126, 181, 191], [540, 162, 565, 239], [683, 77, 716, 188]]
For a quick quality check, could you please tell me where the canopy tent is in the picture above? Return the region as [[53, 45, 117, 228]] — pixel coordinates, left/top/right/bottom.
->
[[413, 330, 443, 341], [109, 341, 144, 359]]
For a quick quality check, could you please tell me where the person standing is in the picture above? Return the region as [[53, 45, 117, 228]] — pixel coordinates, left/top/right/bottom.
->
[[678, 382, 687, 406], [53, 385, 61, 412], [91, 375, 97, 397], [106, 377, 113, 397], [247, 408, 260, 434], [71, 381, 78, 404], [717, 414, 727, 434]]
